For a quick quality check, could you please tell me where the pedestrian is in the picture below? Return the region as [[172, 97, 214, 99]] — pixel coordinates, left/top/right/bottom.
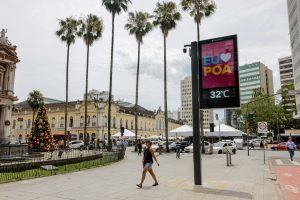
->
[[158, 138, 163, 155], [137, 140, 142, 156], [260, 140, 264, 149], [286, 136, 297, 161], [175, 139, 181, 159], [136, 140, 159, 188]]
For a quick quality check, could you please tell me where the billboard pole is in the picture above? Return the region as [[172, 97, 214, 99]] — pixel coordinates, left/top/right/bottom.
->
[[191, 41, 202, 185]]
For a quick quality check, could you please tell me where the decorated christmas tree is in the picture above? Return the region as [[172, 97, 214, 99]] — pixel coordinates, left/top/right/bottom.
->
[[29, 105, 54, 151]]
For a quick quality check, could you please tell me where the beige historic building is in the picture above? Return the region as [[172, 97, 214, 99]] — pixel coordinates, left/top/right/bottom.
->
[[11, 92, 183, 142], [0, 29, 19, 144]]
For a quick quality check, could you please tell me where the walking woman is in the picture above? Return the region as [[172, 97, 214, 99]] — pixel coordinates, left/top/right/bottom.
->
[[136, 140, 159, 188]]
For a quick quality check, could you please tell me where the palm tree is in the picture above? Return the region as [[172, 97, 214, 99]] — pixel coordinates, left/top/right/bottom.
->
[[102, 0, 132, 149], [125, 11, 153, 151], [55, 17, 79, 148], [181, 0, 216, 41], [181, 0, 216, 153], [153, 1, 181, 151], [77, 14, 104, 145], [27, 90, 44, 126]]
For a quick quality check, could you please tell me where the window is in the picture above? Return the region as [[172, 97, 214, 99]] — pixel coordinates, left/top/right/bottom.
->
[[104, 116, 108, 127], [145, 122, 147, 131], [27, 119, 31, 129], [86, 133, 90, 142], [113, 117, 116, 128], [19, 121, 23, 129], [131, 121, 134, 130], [120, 119, 123, 128], [140, 121, 143, 130], [51, 118, 55, 128], [80, 116, 84, 127], [79, 133, 83, 140], [60, 117, 64, 128], [18, 134, 22, 140], [91, 133, 96, 141], [86, 115, 90, 126], [69, 116, 74, 128], [13, 120, 16, 129], [126, 120, 128, 129], [92, 115, 97, 127], [0, 70, 4, 90]]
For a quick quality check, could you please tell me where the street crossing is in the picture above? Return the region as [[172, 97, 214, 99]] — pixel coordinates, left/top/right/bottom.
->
[[271, 158, 300, 166]]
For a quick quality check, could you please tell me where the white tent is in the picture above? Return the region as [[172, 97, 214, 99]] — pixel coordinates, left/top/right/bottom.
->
[[169, 125, 193, 137], [205, 124, 245, 137], [112, 129, 136, 138]]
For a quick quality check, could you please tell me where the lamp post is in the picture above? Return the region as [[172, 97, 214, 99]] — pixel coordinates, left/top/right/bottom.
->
[[183, 42, 202, 185], [67, 127, 71, 148]]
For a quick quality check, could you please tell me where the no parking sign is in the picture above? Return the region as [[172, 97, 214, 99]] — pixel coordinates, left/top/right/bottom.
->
[[258, 122, 268, 133]]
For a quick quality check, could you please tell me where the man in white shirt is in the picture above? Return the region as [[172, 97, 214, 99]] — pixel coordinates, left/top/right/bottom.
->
[[286, 137, 297, 161]]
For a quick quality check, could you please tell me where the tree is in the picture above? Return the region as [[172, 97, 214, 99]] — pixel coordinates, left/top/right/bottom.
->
[[28, 106, 54, 151], [55, 17, 79, 148], [27, 90, 44, 126], [125, 11, 153, 151], [102, 0, 132, 149], [77, 14, 104, 145], [181, 0, 216, 153], [153, 1, 181, 151]]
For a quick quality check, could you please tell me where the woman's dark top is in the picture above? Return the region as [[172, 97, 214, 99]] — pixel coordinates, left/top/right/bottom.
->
[[137, 142, 142, 149], [143, 148, 153, 164]]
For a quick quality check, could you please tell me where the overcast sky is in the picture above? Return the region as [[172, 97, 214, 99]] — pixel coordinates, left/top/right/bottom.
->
[[1, 0, 291, 117]]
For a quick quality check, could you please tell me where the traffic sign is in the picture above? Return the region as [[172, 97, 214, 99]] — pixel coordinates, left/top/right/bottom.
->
[[258, 122, 268, 133]]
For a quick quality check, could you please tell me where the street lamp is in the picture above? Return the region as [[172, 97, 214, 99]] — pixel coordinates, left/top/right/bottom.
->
[[183, 42, 202, 185]]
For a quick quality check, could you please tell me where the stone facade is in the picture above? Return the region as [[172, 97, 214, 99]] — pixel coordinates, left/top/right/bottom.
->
[[0, 29, 19, 144], [11, 99, 183, 142]]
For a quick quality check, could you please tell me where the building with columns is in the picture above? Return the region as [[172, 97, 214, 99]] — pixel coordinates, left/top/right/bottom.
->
[[0, 29, 19, 144], [11, 90, 183, 142]]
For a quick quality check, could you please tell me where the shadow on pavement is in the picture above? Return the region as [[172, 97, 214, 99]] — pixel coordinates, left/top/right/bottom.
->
[[191, 186, 253, 199]]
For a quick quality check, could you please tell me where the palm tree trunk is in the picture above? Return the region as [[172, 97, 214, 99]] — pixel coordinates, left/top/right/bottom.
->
[[163, 34, 169, 152], [197, 21, 205, 154], [64, 44, 70, 149], [108, 13, 115, 150], [84, 44, 90, 146], [134, 41, 141, 152]]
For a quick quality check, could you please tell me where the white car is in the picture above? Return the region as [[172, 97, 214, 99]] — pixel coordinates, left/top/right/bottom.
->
[[184, 141, 212, 153], [69, 140, 84, 149], [213, 142, 237, 154], [249, 139, 263, 147], [152, 141, 176, 152]]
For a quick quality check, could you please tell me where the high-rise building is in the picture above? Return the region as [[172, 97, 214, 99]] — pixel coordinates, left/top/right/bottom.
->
[[239, 62, 274, 104], [180, 76, 213, 129], [278, 56, 296, 113], [286, 0, 300, 118], [279, 56, 294, 86]]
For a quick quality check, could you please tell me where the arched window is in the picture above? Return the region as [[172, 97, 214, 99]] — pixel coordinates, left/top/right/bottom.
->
[[92, 115, 97, 127], [86, 115, 90, 126], [140, 121, 143, 130], [18, 134, 22, 140], [91, 133, 96, 141], [126, 120, 128, 129], [104, 116, 108, 127], [26, 134, 30, 138], [60, 117, 64, 128], [113, 117, 116, 128], [159, 120, 162, 130], [120, 118, 123, 128], [80, 116, 84, 127], [131, 121, 134, 130], [19, 121, 23, 129], [51, 117, 55, 128], [79, 133, 83, 140], [69, 116, 74, 128], [27, 119, 31, 129], [12, 120, 16, 129]]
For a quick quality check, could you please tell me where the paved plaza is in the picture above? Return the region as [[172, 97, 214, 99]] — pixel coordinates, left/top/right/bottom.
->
[[0, 148, 299, 200]]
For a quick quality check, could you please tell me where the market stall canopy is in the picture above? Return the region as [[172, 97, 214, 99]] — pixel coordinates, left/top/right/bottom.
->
[[169, 125, 193, 137], [205, 124, 245, 137], [112, 129, 135, 137]]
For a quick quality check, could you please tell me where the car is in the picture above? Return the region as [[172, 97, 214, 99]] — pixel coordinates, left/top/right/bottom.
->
[[152, 141, 176, 152], [213, 142, 237, 154], [249, 139, 264, 147], [69, 140, 84, 149], [221, 140, 238, 149], [271, 142, 286, 151], [179, 141, 190, 151], [184, 141, 212, 153]]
